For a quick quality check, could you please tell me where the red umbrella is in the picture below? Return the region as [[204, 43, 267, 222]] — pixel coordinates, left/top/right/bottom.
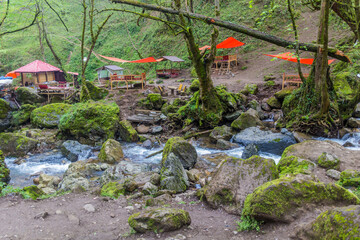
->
[[5, 71, 20, 79], [264, 52, 335, 65]]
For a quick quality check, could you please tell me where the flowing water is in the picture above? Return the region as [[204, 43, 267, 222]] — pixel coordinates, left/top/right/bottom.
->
[[5, 130, 360, 187]]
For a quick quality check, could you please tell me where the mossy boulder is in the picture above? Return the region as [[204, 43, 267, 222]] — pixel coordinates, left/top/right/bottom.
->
[[15, 87, 44, 105], [162, 137, 197, 170], [295, 205, 360, 240], [244, 84, 258, 95], [160, 152, 189, 193], [209, 125, 233, 143], [339, 169, 360, 187], [317, 152, 340, 170], [0, 150, 10, 185], [100, 181, 125, 199], [231, 109, 263, 131], [139, 93, 165, 110], [0, 99, 10, 119], [128, 208, 191, 233], [274, 89, 293, 101], [11, 104, 36, 126], [98, 139, 124, 164], [22, 185, 45, 200], [84, 80, 109, 101], [31, 103, 72, 128], [242, 176, 360, 223], [59, 101, 120, 142], [266, 97, 282, 109], [277, 156, 315, 176], [202, 155, 278, 215], [0, 132, 38, 157], [189, 79, 200, 92], [118, 120, 139, 142]]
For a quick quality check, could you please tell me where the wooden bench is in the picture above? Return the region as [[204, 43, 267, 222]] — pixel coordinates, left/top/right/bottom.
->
[[110, 73, 146, 90], [282, 73, 309, 89]]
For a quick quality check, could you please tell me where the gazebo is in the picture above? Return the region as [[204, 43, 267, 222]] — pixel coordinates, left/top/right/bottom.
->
[[96, 65, 124, 81], [155, 56, 185, 78], [13, 60, 77, 86]]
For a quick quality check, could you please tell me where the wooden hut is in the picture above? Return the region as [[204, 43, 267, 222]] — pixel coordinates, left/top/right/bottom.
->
[[156, 56, 184, 78], [96, 65, 124, 81], [13, 60, 78, 86]]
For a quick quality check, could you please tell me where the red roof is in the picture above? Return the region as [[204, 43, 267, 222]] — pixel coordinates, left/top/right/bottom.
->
[[14, 60, 61, 73]]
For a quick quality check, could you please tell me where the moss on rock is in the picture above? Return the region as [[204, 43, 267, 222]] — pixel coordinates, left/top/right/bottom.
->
[[118, 120, 139, 142], [189, 79, 200, 92], [0, 99, 10, 119], [245, 84, 258, 95], [15, 87, 44, 105], [0, 150, 10, 185], [317, 152, 340, 170], [231, 110, 262, 131], [267, 97, 282, 109], [139, 93, 165, 110], [11, 104, 36, 126], [0, 132, 38, 157], [277, 156, 315, 176], [242, 177, 360, 222], [98, 139, 124, 164], [339, 169, 360, 187], [22, 185, 45, 200], [100, 182, 125, 199], [82, 81, 109, 101], [274, 89, 293, 101], [31, 103, 71, 128]]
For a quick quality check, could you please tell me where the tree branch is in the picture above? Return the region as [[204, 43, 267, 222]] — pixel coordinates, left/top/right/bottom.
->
[[0, 11, 40, 37]]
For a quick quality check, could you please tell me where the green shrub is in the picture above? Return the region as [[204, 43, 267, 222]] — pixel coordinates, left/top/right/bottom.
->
[[236, 216, 263, 232]]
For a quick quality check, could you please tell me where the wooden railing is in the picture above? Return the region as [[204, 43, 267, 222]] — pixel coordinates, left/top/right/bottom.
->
[[110, 73, 146, 90], [282, 73, 309, 89], [213, 54, 237, 72], [35, 82, 74, 102]]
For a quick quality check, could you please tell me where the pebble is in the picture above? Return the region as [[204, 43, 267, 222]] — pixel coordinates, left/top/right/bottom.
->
[[68, 214, 80, 225], [164, 234, 187, 240], [83, 204, 96, 213], [125, 206, 134, 211], [110, 213, 115, 218], [55, 210, 63, 215], [34, 212, 49, 220]]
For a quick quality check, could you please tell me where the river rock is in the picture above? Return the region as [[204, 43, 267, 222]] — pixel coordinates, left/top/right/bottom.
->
[[142, 182, 158, 195], [136, 125, 150, 134], [216, 139, 238, 150], [261, 102, 271, 112], [118, 120, 139, 142], [61, 140, 92, 162], [294, 205, 360, 239], [152, 126, 163, 134], [162, 137, 197, 170], [38, 174, 61, 189], [98, 139, 124, 164], [242, 176, 360, 223], [58, 173, 90, 192], [0, 132, 38, 157], [347, 117, 360, 128], [0, 150, 10, 184], [30, 103, 72, 128], [317, 152, 340, 170], [142, 139, 153, 149], [224, 111, 242, 122], [293, 131, 312, 143], [282, 140, 360, 170], [277, 156, 316, 176], [233, 127, 296, 155], [59, 101, 120, 143], [241, 143, 258, 159], [202, 155, 278, 215], [231, 109, 263, 131], [353, 103, 360, 118], [209, 125, 233, 143], [15, 87, 44, 105], [128, 208, 191, 233], [160, 153, 189, 193], [326, 169, 341, 180]]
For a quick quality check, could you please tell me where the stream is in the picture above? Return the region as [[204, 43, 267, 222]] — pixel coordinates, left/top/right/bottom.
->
[[4, 131, 360, 187]]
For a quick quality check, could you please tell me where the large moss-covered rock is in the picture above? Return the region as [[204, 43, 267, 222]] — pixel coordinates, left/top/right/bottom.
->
[[277, 156, 315, 176], [0, 99, 10, 119], [0, 132, 38, 157], [81, 81, 109, 102], [266, 97, 282, 109], [31, 103, 71, 128], [118, 120, 139, 142], [295, 205, 360, 240], [59, 101, 120, 142], [339, 169, 360, 187], [98, 139, 124, 164], [11, 104, 36, 126], [202, 155, 278, 215], [0, 150, 10, 185], [160, 152, 189, 193], [189, 79, 199, 92], [231, 109, 263, 131], [162, 137, 197, 170], [15, 87, 44, 105], [139, 93, 165, 110], [128, 208, 191, 233], [242, 177, 360, 222], [274, 89, 293, 101], [209, 125, 233, 143]]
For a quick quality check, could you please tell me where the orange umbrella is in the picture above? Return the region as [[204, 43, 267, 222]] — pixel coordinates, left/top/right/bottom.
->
[[5, 71, 20, 79], [199, 37, 245, 50], [264, 52, 335, 65]]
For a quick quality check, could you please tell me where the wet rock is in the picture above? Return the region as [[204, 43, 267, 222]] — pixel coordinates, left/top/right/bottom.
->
[[216, 139, 238, 150], [353, 103, 360, 118], [339, 128, 352, 138], [152, 126, 163, 134], [231, 109, 263, 131], [83, 204, 96, 213], [293, 131, 312, 143], [61, 140, 92, 162], [142, 182, 158, 195], [233, 127, 296, 155], [266, 97, 282, 109], [162, 137, 197, 170], [347, 117, 360, 128], [15, 87, 44, 105], [277, 156, 316, 176], [317, 152, 340, 170], [199, 152, 228, 167], [326, 169, 341, 180], [161, 153, 189, 193], [209, 125, 233, 143], [31, 103, 72, 128], [98, 139, 124, 164], [0, 132, 38, 157], [0, 115, 11, 133], [295, 205, 360, 239], [142, 139, 153, 149], [343, 141, 355, 147], [242, 177, 360, 223], [128, 208, 191, 233], [202, 155, 278, 215], [136, 125, 150, 134], [119, 120, 139, 142], [241, 143, 258, 159]]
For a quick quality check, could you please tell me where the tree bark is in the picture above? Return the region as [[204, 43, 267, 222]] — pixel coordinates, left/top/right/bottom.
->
[[110, 0, 350, 62]]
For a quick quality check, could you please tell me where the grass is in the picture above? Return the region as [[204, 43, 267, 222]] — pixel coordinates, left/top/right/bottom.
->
[[236, 216, 263, 232]]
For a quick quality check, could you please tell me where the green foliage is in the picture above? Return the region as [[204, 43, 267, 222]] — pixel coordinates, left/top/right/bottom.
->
[[236, 215, 263, 232], [11, 104, 37, 126], [0, 99, 10, 119]]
